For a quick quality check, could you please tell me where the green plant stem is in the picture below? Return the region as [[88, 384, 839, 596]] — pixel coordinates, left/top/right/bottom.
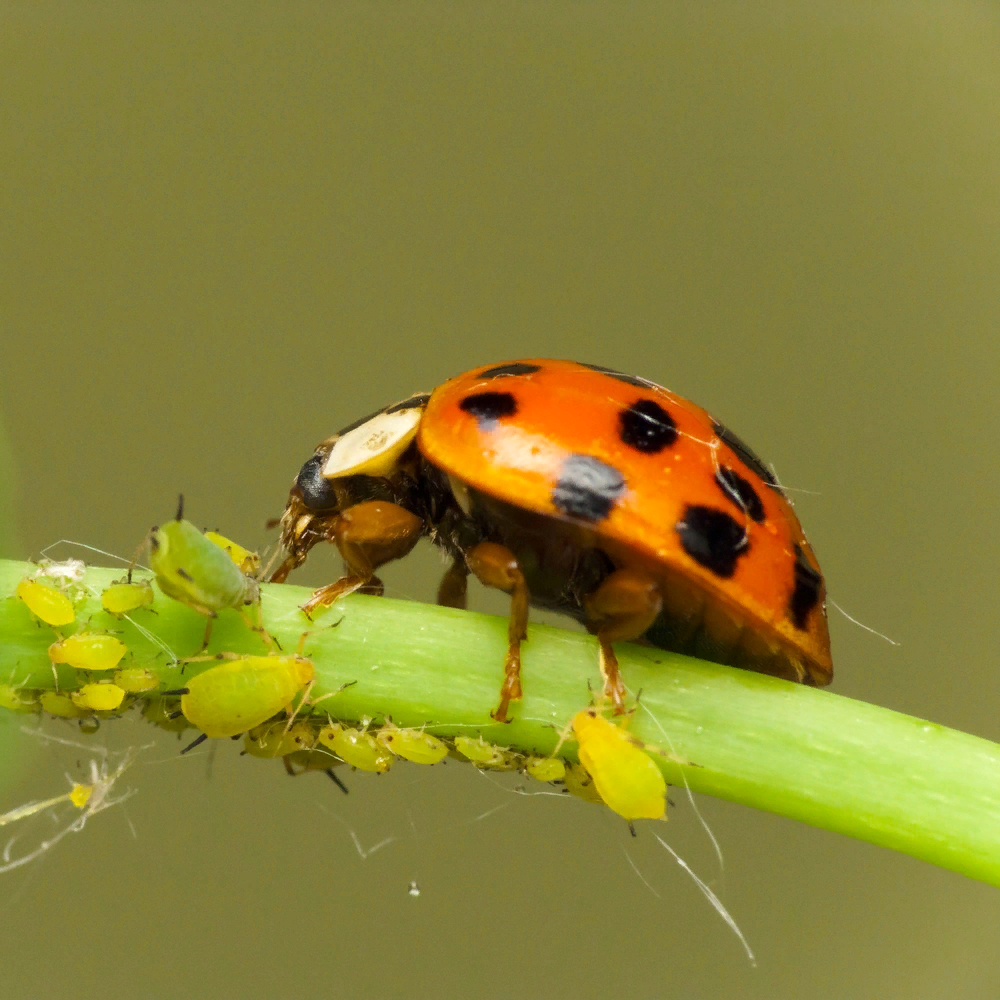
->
[[2, 558, 999, 887]]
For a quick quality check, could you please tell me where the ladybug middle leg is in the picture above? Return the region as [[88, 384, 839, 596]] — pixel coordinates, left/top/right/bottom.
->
[[583, 568, 663, 714], [299, 501, 424, 618], [464, 542, 530, 723]]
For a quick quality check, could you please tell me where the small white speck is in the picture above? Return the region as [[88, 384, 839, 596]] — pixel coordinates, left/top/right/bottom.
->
[[695, 726, 703, 734], [408, 881, 420, 897], [370, 664, 379, 671]]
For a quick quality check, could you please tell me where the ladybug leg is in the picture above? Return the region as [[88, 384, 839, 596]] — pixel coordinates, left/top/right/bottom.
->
[[299, 502, 423, 618], [465, 542, 530, 723], [583, 569, 663, 714], [436, 558, 469, 609]]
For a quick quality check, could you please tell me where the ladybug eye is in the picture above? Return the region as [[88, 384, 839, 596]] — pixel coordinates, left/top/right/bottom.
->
[[296, 455, 339, 511]]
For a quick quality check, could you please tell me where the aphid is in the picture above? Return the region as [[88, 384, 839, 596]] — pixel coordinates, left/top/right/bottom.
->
[[48, 633, 128, 672], [142, 696, 192, 733], [452, 734, 520, 770], [316, 724, 393, 773], [376, 723, 449, 765], [166, 650, 314, 750], [271, 360, 831, 722], [572, 707, 666, 822], [0, 683, 40, 714], [561, 761, 605, 806], [39, 691, 90, 719], [101, 578, 155, 618], [148, 495, 273, 651], [524, 756, 566, 783], [243, 720, 316, 759], [71, 682, 126, 712], [204, 531, 262, 576], [113, 667, 159, 693], [16, 579, 75, 628]]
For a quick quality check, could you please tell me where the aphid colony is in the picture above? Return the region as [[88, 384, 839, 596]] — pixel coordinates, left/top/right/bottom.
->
[[2, 503, 673, 826]]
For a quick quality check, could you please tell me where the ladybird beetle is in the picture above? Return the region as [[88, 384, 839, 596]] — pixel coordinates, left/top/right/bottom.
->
[[271, 360, 831, 722]]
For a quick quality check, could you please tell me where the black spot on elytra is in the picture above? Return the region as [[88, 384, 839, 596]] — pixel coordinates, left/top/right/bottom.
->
[[790, 544, 823, 629], [297, 454, 339, 510], [385, 393, 430, 414], [618, 399, 678, 454], [711, 419, 780, 491], [459, 391, 518, 429], [676, 505, 749, 578], [579, 362, 662, 390], [477, 362, 542, 379], [715, 466, 765, 523], [552, 454, 626, 522]]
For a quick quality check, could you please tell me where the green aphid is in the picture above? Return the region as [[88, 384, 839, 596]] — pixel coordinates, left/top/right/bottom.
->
[[147, 495, 274, 652]]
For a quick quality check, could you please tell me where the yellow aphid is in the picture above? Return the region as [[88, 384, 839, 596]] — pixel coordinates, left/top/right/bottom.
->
[[525, 756, 566, 783], [204, 531, 262, 576], [71, 682, 126, 712], [376, 723, 448, 765], [16, 579, 75, 628], [176, 653, 314, 739], [0, 683, 40, 714], [48, 633, 128, 672], [283, 744, 343, 775], [101, 579, 155, 617], [113, 667, 159, 693], [572, 708, 666, 822], [39, 691, 90, 719], [317, 724, 393, 773]]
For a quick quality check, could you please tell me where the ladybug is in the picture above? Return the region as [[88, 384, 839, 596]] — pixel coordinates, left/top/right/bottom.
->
[[270, 360, 831, 722]]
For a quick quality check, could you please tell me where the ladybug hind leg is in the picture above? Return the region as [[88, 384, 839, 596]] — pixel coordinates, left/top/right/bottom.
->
[[583, 568, 663, 714], [299, 501, 423, 618], [465, 542, 530, 723]]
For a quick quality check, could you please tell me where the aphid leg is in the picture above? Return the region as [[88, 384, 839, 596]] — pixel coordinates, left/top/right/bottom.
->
[[199, 613, 217, 653], [465, 542, 530, 722], [583, 569, 662, 715], [181, 732, 209, 754], [325, 770, 349, 794], [436, 558, 469, 609], [299, 501, 423, 618]]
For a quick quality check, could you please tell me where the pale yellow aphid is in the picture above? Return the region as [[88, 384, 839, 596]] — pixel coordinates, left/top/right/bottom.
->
[[562, 761, 605, 805], [204, 531, 262, 576], [39, 691, 90, 718], [572, 707, 666, 822], [524, 756, 566, 783], [71, 682, 126, 712], [317, 724, 393, 773], [376, 722, 448, 765], [48, 633, 128, 672], [0, 683, 40, 714], [16, 579, 75, 628], [243, 720, 316, 760], [452, 735, 520, 770], [101, 579, 155, 617], [113, 667, 159, 693]]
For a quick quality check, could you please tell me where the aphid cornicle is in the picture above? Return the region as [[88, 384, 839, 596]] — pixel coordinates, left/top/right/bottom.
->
[[148, 496, 273, 651], [271, 360, 831, 722]]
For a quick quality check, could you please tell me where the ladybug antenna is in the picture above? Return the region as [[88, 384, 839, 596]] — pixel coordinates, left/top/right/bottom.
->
[[175, 494, 185, 522]]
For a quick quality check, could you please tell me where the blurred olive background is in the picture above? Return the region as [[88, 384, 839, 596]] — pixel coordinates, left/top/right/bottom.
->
[[2, 4, 999, 998]]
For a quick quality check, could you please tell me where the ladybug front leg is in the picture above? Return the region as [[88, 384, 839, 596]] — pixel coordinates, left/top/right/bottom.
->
[[300, 501, 424, 618], [465, 542, 530, 723], [583, 569, 662, 714]]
